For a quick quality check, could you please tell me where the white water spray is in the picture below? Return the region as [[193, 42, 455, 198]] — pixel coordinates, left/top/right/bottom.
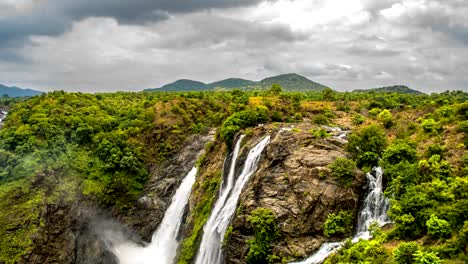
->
[[290, 167, 390, 264], [195, 135, 270, 264], [110, 167, 198, 264]]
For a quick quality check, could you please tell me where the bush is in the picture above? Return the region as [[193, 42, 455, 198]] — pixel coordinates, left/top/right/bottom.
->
[[246, 208, 280, 264], [378, 109, 394, 128], [329, 158, 356, 187], [393, 242, 420, 264], [457, 120, 468, 133], [347, 124, 387, 167], [312, 114, 329, 125], [425, 144, 446, 158], [323, 210, 353, 237], [426, 214, 451, 238], [352, 114, 366, 125], [381, 140, 418, 166], [324, 238, 389, 264], [310, 128, 330, 138], [220, 106, 269, 147], [421, 119, 441, 134], [413, 250, 441, 264], [369, 108, 382, 117]]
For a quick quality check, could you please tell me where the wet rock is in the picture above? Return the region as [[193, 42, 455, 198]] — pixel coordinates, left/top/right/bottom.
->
[[225, 125, 365, 264]]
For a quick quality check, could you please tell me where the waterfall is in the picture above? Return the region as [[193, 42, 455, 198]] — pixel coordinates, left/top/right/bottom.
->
[[354, 167, 391, 240], [194, 135, 270, 264], [110, 167, 198, 264], [289, 167, 390, 264], [0, 111, 7, 125]]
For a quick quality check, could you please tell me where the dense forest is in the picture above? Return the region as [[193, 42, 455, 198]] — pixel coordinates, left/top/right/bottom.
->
[[0, 87, 466, 264]]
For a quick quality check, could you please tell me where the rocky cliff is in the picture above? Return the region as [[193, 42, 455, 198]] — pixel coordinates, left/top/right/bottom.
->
[[222, 123, 366, 263], [15, 122, 366, 264], [18, 132, 214, 264]]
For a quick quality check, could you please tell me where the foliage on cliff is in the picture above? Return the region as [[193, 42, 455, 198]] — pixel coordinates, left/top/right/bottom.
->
[[0, 87, 466, 263]]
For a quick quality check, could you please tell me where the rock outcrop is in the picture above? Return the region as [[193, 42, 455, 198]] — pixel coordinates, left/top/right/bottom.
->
[[18, 132, 214, 264], [224, 124, 365, 263]]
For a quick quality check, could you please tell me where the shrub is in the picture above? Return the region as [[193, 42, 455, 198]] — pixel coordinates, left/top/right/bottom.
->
[[426, 214, 451, 238], [324, 238, 389, 264], [347, 124, 387, 167], [310, 128, 330, 138], [381, 140, 418, 166], [369, 108, 382, 117], [269, 84, 282, 95], [421, 119, 440, 134], [393, 242, 420, 264], [352, 114, 366, 125], [425, 144, 446, 158], [323, 210, 353, 237], [220, 106, 269, 147], [413, 250, 441, 264], [457, 120, 468, 133], [329, 158, 356, 187], [246, 208, 280, 264], [312, 114, 329, 125], [378, 109, 394, 128]]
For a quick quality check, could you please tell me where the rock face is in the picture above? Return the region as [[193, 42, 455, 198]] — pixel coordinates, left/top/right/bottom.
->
[[19, 132, 214, 264], [121, 131, 215, 241], [225, 125, 365, 263]]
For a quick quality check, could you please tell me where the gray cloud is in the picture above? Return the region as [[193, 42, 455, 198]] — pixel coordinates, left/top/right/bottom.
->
[[0, 0, 467, 93], [0, 0, 269, 60]]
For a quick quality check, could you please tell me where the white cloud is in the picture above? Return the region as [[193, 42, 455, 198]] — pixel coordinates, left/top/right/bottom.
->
[[0, 0, 467, 93]]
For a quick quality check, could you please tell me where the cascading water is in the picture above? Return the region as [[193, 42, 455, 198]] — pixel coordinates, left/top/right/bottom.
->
[[290, 167, 390, 264], [110, 167, 198, 264], [194, 135, 270, 264], [354, 167, 391, 240], [0, 111, 7, 125]]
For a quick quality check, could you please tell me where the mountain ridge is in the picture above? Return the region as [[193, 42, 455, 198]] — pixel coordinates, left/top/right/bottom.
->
[[144, 73, 329, 92], [353, 85, 423, 94], [0, 84, 43, 97]]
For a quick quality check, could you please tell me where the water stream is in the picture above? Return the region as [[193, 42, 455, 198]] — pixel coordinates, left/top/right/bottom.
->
[[110, 167, 198, 264], [290, 167, 391, 264], [194, 135, 270, 264]]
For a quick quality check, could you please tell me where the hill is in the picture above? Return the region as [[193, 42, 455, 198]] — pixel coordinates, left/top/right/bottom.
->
[[254, 73, 329, 91], [207, 78, 254, 89], [144, 73, 329, 92], [147, 79, 208, 92], [353, 85, 423, 94], [0, 84, 42, 97]]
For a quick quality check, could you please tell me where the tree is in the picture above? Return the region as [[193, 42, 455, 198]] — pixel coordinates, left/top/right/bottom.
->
[[426, 214, 451, 238], [322, 88, 335, 101], [346, 124, 387, 167], [393, 242, 420, 264], [329, 158, 356, 187], [413, 250, 441, 264], [269, 84, 282, 95], [323, 210, 354, 237], [246, 208, 280, 264]]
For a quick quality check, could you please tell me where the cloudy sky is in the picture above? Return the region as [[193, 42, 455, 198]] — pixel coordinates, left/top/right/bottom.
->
[[0, 0, 467, 93]]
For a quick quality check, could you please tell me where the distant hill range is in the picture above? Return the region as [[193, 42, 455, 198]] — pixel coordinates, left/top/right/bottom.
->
[[353, 85, 423, 94], [0, 84, 43, 97], [145, 73, 330, 92]]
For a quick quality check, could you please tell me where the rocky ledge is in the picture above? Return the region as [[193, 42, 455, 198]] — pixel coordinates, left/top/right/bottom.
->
[[225, 123, 366, 263]]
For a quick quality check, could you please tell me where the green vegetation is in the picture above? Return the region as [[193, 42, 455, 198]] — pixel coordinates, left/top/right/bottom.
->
[[0, 87, 467, 263], [323, 91, 467, 264], [178, 171, 222, 264], [346, 124, 387, 168], [426, 214, 451, 239], [323, 210, 354, 237], [328, 158, 356, 187], [325, 238, 389, 264], [246, 208, 280, 264], [393, 242, 421, 264]]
